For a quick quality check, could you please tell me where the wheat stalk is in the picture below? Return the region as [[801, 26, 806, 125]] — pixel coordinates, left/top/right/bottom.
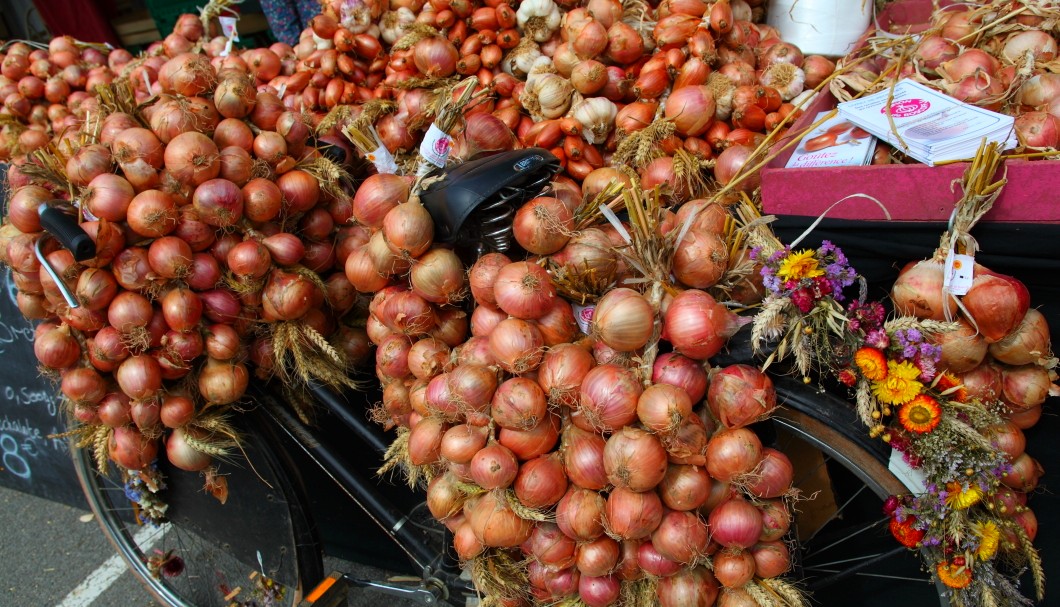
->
[[504, 490, 552, 522]]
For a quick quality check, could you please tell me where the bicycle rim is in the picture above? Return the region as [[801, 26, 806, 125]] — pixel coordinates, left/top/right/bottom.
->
[[774, 408, 946, 607], [72, 421, 323, 607]]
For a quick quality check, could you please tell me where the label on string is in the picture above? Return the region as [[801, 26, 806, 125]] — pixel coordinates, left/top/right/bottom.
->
[[420, 123, 453, 168], [367, 145, 399, 174], [943, 250, 974, 296], [572, 304, 595, 335], [219, 16, 240, 41]]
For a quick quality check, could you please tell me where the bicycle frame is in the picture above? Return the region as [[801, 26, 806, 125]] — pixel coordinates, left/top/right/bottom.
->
[[248, 382, 473, 601]]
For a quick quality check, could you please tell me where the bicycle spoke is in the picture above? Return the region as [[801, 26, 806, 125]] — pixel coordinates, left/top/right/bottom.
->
[[807, 569, 935, 583], [802, 483, 871, 542], [802, 517, 889, 560], [804, 552, 899, 569]]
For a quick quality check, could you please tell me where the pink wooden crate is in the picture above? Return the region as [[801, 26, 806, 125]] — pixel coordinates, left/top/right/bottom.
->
[[760, 0, 1058, 223]]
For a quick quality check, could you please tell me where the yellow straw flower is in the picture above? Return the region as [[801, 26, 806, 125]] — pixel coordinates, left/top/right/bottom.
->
[[945, 482, 983, 510], [776, 249, 824, 282], [871, 360, 923, 405], [973, 521, 1001, 561]]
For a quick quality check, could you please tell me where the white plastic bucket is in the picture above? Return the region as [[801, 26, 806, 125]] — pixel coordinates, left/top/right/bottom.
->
[[766, 0, 873, 57]]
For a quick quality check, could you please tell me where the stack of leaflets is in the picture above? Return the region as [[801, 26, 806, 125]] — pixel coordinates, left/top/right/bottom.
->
[[785, 111, 878, 169], [836, 79, 1016, 166]]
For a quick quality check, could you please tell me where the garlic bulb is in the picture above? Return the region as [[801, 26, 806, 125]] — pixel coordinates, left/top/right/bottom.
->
[[517, 0, 563, 43], [707, 72, 735, 121], [524, 56, 556, 88], [340, 0, 373, 34], [760, 63, 806, 101], [313, 33, 335, 50], [504, 40, 544, 80], [523, 73, 575, 121], [571, 97, 617, 145], [380, 8, 416, 45]]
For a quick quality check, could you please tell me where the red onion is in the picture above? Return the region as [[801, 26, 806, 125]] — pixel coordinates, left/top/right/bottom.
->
[[709, 498, 763, 549], [652, 352, 708, 404], [706, 427, 763, 483], [651, 510, 710, 563], [707, 364, 776, 429], [663, 289, 749, 360], [575, 363, 643, 433]]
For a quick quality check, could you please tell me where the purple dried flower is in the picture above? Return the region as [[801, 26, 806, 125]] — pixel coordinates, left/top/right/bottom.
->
[[865, 329, 890, 349]]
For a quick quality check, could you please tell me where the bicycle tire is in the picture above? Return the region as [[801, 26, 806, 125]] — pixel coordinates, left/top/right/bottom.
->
[[72, 413, 324, 607], [772, 382, 947, 607]]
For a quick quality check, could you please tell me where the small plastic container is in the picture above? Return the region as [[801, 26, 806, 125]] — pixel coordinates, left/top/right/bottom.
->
[[766, 0, 872, 57]]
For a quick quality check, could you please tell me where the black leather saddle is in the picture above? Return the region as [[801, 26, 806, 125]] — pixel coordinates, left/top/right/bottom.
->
[[419, 148, 560, 254]]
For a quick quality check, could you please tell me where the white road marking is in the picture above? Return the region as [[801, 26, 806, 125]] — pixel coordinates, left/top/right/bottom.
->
[[56, 523, 170, 607]]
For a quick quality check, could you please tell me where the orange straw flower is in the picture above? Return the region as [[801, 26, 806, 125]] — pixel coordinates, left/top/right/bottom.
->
[[854, 347, 887, 381], [899, 394, 943, 434], [936, 559, 973, 589], [889, 516, 925, 548]]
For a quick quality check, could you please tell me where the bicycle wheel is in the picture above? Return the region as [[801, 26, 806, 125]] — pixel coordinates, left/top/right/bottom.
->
[[73, 413, 324, 607], [772, 382, 946, 607]]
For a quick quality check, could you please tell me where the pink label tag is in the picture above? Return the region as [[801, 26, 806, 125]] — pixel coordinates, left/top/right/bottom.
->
[[219, 16, 240, 41], [572, 304, 595, 334], [420, 124, 452, 168]]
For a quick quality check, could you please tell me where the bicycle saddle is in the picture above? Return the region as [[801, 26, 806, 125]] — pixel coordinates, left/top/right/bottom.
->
[[419, 147, 560, 252]]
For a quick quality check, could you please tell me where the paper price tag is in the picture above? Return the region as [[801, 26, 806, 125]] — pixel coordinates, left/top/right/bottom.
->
[[367, 145, 399, 174], [219, 16, 240, 41], [943, 250, 974, 296], [420, 123, 453, 168]]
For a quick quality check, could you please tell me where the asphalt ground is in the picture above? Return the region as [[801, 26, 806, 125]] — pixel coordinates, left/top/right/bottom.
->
[[0, 484, 421, 607]]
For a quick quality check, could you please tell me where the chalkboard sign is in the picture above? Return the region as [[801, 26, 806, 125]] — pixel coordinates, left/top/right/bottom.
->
[[0, 163, 84, 508]]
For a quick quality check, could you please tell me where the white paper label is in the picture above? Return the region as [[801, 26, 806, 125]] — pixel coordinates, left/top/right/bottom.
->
[[888, 448, 927, 494], [572, 303, 595, 335], [943, 250, 974, 296], [220, 37, 234, 57], [76, 201, 98, 222], [219, 16, 240, 41], [420, 123, 453, 168], [367, 144, 399, 175]]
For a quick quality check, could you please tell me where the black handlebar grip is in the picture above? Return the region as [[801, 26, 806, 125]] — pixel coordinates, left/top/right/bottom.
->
[[38, 204, 96, 261]]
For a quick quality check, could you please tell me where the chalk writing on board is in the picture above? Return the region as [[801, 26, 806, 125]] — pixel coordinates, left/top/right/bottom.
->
[[1, 433, 32, 479]]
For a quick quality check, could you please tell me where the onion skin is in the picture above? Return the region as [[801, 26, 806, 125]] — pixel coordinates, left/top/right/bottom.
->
[[937, 318, 988, 373], [989, 308, 1052, 365]]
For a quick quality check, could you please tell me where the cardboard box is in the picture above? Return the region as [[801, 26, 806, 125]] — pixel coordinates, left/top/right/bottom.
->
[[760, 0, 1059, 224]]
